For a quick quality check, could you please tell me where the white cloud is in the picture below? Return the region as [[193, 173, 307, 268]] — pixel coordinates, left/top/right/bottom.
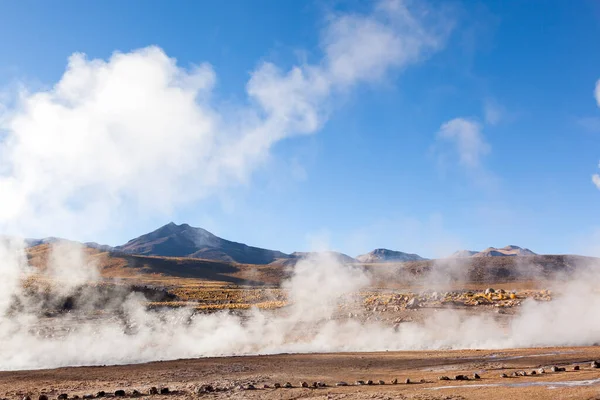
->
[[593, 161, 600, 190], [436, 117, 490, 168], [0, 1, 451, 239], [483, 99, 503, 125]]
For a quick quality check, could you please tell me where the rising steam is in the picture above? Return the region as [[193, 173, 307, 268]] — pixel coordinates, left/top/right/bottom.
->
[[1, 0, 599, 372]]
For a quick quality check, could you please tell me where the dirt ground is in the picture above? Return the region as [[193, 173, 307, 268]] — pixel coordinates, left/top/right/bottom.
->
[[3, 347, 600, 400]]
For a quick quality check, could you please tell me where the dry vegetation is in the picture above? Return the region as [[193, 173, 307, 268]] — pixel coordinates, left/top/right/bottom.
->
[[21, 244, 597, 315]]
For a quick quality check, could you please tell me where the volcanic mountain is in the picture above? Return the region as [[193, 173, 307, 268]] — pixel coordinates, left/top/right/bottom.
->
[[449, 245, 536, 258], [356, 248, 425, 263], [114, 222, 289, 265]]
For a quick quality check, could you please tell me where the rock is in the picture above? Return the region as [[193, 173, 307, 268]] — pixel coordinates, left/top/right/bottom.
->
[[96, 393, 105, 399], [405, 378, 411, 384], [335, 382, 348, 386], [530, 370, 537, 375], [245, 384, 255, 391], [273, 383, 281, 388], [438, 376, 450, 381], [550, 366, 565, 372], [58, 395, 68, 400], [196, 385, 214, 394], [537, 368, 545, 374], [83, 396, 93, 400], [263, 384, 270, 389], [131, 391, 141, 397], [420, 379, 426, 383], [406, 298, 420, 309], [317, 382, 327, 387], [473, 373, 481, 380], [454, 375, 468, 381], [159, 388, 169, 395], [284, 382, 293, 388], [114, 391, 125, 397], [500, 373, 508, 378], [39, 396, 48, 400], [378, 380, 385, 385], [366, 380, 373, 385], [574, 365, 580, 371], [148, 388, 158, 395], [485, 288, 495, 295], [311, 382, 318, 388], [391, 378, 398, 384], [23, 396, 31, 400], [72, 397, 79, 400], [355, 380, 365, 386], [300, 382, 308, 388], [592, 360, 600, 368]]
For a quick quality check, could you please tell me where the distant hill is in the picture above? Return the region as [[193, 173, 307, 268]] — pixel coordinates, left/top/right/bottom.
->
[[449, 246, 536, 258], [356, 248, 425, 263], [114, 222, 289, 265]]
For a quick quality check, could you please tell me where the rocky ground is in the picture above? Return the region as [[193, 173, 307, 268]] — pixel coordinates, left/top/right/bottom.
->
[[4, 347, 600, 399]]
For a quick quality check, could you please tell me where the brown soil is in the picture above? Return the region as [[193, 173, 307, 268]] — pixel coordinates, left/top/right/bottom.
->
[[3, 347, 600, 399]]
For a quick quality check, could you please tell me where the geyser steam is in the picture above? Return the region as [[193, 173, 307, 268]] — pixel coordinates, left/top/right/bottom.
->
[[1, 0, 599, 372]]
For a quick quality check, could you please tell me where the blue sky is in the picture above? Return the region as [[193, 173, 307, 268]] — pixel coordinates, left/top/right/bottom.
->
[[0, 0, 599, 258]]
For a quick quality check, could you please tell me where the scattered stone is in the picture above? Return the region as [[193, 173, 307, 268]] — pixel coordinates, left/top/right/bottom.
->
[[311, 382, 318, 388], [335, 382, 348, 387], [355, 380, 365, 386], [300, 382, 308, 388], [537, 368, 545, 374], [473, 373, 481, 380], [420, 379, 426, 383], [197, 385, 214, 394], [454, 375, 468, 381], [245, 384, 255, 391], [273, 383, 281, 389], [530, 370, 537, 375], [73, 397, 79, 400], [438, 376, 450, 381], [592, 360, 600, 369], [284, 382, 293, 388], [391, 378, 398, 385], [159, 388, 169, 395], [378, 380, 385, 385], [39, 396, 48, 400], [23, 396, 32, 400], [58, 395, 68, 400], [500, 373, 508, 378], [317, 382, 327, 387], [405, 378, 411, 384], [551, 366, 565, 372], [574, 365, 580, 371], [485, 288, 495, 295], [366, 380, 373, 385], [96, 393, 106, 399], [83, 396, 93, 400], [406, 298, 420, 309], [263, 384, 270, 389], [131, 390, 140, 397], [114, 391, 125, 398]]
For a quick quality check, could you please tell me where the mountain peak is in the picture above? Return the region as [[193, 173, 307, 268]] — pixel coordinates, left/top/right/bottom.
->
[[114, 223, 288, 264], [449, 246, 536, 258]]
